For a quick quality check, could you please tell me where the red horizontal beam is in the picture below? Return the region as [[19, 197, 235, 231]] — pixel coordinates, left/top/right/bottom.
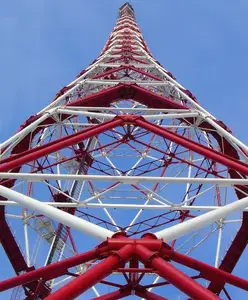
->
[[0, 220, 29, 274], [116, 267, 153, 273]]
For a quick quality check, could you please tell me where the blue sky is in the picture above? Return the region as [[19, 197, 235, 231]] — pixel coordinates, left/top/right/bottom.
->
[[1, 0, 248, 298]]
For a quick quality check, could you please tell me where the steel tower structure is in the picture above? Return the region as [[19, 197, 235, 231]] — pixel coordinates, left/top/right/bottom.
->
[[1, 2, 248, 299]]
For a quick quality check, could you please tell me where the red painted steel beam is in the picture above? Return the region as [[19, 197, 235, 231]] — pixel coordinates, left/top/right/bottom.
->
[[162, 246, 248, 291], [132, 106, 248, 276], [0, 118, 123, 172], [0, 219, 30, 274], [45, 245, 134, 300], [207, 213, 248, 294], [136, 244, 219, 300], [0, 247, 103, 292], [1, 118, 119, 165], [131, 114, 248, 296], [67, 83, 187, 110], [134, 118, 248, 175], [100, 280, 124, 289], [0, 221, 51, 297], [131, 126, 248, 296], [117, 267, 153, 273], [131, 85, 187, 110], [128, 66, 163, 81], [107, 237, 163, 251], [92, 66, 125, 79], [92, 288, 131, 300], [66, 83, 124, 108], [135, 286, 168, 300]]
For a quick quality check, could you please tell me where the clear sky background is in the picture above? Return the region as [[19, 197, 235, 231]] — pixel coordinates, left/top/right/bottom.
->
[[1, 0, 248, 299]]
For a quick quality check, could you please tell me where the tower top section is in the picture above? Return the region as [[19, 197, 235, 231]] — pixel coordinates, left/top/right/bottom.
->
[[119, 2, 135, 19]]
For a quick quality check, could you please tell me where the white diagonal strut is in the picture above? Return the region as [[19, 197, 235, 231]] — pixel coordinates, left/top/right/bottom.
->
[[0, 185, 114, 241], [154, 196, 248, 242]]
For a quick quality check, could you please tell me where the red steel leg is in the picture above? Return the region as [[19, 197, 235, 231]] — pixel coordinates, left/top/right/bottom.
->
[[45, 244, 134, 300], [0, 247, 102, 292], [163, 247, 248, 291], [136, 244, 219, 300]]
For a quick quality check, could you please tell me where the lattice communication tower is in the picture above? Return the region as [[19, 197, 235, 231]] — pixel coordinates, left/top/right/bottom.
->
[[1, 3, 248, 299]]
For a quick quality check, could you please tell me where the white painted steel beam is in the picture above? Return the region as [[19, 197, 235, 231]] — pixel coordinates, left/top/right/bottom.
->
[[57, 109, 115, 120], [0, 185, 114, 241], [57, 109, 199, 121], [64, 107, 191, 113], [143, 112, 199, 120], [1, 173, 248, 185], [78, 79, 186, 87], [0, 202, 247, 213], [154, 196, 248, 242], [200, 112, 248, 155], [0, 108, 57, 151]]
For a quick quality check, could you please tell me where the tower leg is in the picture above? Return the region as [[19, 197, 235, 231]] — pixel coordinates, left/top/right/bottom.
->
[[45, 245, 134, 300], [136, 244, 219, 300], [163, 247, 248, 291], [0, 248, 100, 292]]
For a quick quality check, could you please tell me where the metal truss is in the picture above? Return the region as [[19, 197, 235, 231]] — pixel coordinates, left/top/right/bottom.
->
[[0, 2, 248, 299]]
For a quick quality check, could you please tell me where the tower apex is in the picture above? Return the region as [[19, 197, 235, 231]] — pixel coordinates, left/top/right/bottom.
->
[[119, 2, 135, 19]]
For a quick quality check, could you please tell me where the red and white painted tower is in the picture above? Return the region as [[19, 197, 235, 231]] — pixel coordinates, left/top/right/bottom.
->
[[1, 3, 248, 299]]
